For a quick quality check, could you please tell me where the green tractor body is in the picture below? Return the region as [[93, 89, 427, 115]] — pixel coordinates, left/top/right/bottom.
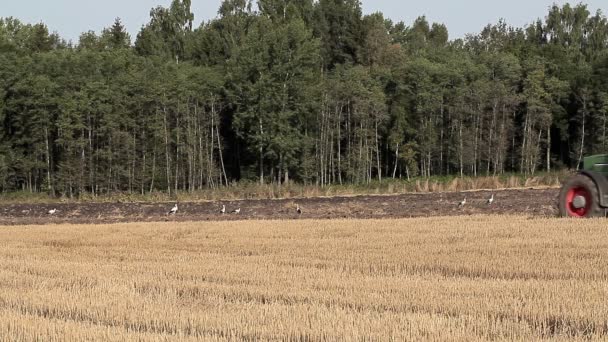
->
[[559, 154, 608, 217], [583, 154, 608, 175]]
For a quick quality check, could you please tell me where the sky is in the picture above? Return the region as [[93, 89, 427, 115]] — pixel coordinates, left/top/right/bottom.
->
[[1, 1, 606, 44]]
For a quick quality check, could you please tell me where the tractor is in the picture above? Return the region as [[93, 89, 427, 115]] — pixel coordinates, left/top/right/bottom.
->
[[559, 154, 608, 218]]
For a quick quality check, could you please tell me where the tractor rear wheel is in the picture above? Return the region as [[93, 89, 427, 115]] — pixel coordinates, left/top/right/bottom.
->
[[558, 174, 602, 218]]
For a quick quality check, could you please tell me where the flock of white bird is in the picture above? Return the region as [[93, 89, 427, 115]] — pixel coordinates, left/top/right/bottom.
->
[[458, 193, 495, 208], [45, 193, 496, 216], [45, 203, 284, 216]]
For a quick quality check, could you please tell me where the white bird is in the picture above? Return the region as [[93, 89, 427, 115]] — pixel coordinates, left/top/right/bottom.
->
[[48, 208, 57, 215], [296, 204, 302, 215], [220, 205, 226, 214], [458, 198, 467, 208], [168, 203, 178, 215], [232, 207, 241, 214], [487, 194, 495, 205]]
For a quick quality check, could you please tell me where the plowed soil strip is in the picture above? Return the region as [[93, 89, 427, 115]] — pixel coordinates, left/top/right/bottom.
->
[[0, 188, 559, 226]]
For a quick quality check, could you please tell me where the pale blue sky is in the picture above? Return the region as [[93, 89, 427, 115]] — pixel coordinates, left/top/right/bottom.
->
[[1, 1, 606, 43]]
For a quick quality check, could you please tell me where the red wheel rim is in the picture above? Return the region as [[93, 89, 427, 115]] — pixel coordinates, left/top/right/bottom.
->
[[565, 186, 591, 217]]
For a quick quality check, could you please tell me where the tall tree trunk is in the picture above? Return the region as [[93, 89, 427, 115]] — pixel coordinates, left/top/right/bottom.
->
[[473, 107, 480, 177], [459, 118, 463, 178], [44, 126, 54, 196], [81, 130, 86, 195], [278, 154, 283, 186], [546, 127, 551, 172], [186, 105, 194, 192], [259, 118, 264, 185], [209, 105, 215, 187], [359, 121, 364, 183], [375, 119, 381, 182], [521, 112, 528, 174], [175, 115, 180, 194], [108, 134, 113, 193], [329, 128, 334, 185], [142, 152, 146, 195], [149, 151, 156, 194], [577, 99, 587, 170], [163, 106, 171, 193], [88, 114, 94, 195], [195, 103, 205, 189], [440, 98, 445, 175], [337, 105, 342, 185], [392, 143, 399, 179], [318, 109, 324, 186], [488, 102, 497, 175], [130, 131, 136, 193], [216, 118, 228, 186]]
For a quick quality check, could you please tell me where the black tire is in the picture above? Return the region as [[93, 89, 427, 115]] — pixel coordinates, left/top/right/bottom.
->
[[558, 174, 602, 218]]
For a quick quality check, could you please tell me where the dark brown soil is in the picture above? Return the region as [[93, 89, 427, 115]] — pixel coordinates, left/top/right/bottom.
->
[[0, 188, 560, 226]]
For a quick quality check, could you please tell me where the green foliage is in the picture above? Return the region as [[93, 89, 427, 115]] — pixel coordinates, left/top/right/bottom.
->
[[0, 1, 607, 197]]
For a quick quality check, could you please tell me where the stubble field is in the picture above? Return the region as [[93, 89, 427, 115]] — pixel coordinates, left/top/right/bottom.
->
[[1, 217, 607, 341]]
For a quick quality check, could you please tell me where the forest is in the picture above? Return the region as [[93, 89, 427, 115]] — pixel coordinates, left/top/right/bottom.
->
[[0, 0, 607, 196]]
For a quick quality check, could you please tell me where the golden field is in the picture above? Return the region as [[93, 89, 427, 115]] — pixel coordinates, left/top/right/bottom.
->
[[0, 217, 607, 341]]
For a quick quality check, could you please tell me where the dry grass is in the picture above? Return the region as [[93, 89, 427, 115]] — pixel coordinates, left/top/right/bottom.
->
[[0, 172, 568, 204], [0, 217, 607, 341]]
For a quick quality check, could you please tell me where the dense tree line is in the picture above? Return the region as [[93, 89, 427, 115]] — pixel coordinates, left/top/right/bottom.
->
[[1, 0, 608, 196]]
